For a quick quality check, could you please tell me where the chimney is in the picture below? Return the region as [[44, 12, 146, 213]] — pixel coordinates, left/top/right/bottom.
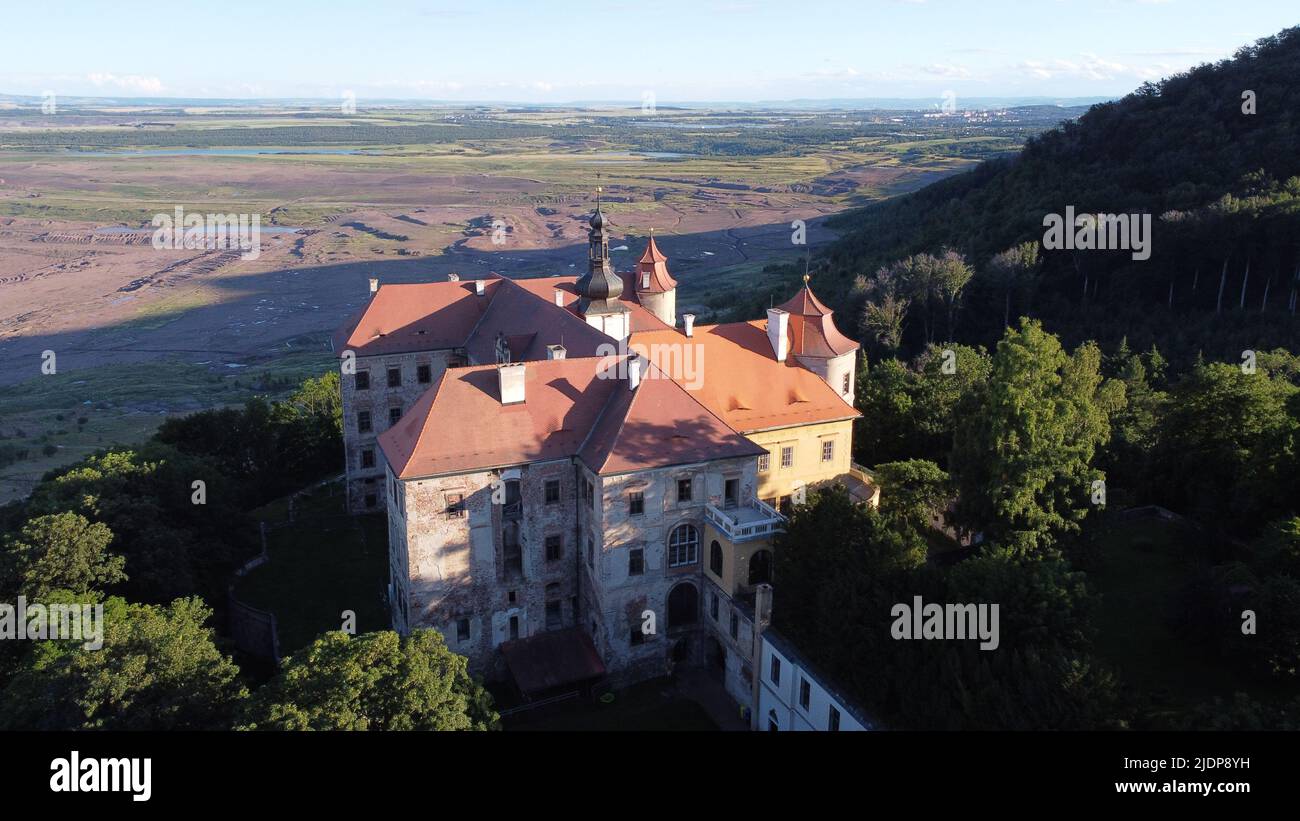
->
[[498, 363, 526, 405], [546, 344, 566, 361], [766, 308, 789, 362], [683, 313, 695, 338], [475, 279, 486, 296], [627, 355, 642, 391], [553, 288, 565, 307], [447, 272, 460, 282], [368, 277, 379, 297]]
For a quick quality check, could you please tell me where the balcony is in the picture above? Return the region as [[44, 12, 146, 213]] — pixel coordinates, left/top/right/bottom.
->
[[705, 498, 784, 543], [845, 462, 882, 507]]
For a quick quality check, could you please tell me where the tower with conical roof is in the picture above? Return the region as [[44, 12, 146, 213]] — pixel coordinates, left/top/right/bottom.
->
[[575, 190, 630, 341], [634, 229, 677, 327], [771, 273, 860, 403]]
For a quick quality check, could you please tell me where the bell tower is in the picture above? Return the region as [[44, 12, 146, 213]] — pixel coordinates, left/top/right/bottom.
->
[[574, 188, 629, 340]]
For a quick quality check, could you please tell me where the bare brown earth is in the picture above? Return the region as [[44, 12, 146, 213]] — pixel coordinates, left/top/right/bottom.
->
[[0, 155, 897, 384], [0, 141, 973, 502]]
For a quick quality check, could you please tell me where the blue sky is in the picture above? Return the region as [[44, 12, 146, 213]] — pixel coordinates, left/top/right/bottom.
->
[[2, 0, 1295, 102]]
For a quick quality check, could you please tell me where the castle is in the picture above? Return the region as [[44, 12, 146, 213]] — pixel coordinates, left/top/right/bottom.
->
[[333, 201, 874, 706]]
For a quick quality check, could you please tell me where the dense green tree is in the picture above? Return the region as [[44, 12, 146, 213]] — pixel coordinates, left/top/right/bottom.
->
[[986, 242, 1042, 329], [155, 370, 343, 507], [1151, 357, 1298, 536], [873, 459, 950, 535], [0, 512, 124, 600], [0, 596, 246, 730], [951, 319, 1121, 551], [774, 487, 1120, 729], [854, 344, 990, 468], [25, 444, 254, 604], [1097, 339, 1169, 499], [238, 630, 498, 731]]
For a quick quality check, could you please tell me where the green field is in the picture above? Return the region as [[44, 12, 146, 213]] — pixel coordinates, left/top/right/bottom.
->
[[234, 481, 389, 655], [0, 349, 335, 504]]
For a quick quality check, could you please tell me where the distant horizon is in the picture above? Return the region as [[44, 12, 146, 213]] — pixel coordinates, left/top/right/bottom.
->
[[0, 91, 1115, 112], [2, 0, 1294, 104]]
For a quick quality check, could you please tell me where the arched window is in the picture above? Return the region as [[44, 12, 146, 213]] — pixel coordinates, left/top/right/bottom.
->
[[709, 540, 724, 577], [667, 582, 698, 628], [748, 549, 773, 586], [668, 524, 699, 568]]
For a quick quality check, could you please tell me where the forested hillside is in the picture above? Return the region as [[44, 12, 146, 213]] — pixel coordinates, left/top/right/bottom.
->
[[742, 27, 1300, 367]]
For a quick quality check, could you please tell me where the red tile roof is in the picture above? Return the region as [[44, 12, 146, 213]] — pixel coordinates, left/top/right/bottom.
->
[[629, 321, 860, 433], [379, 355, 764, 479], [464, 277, 611, 363], [379, 357, 620, 479], [579, 360, 765, 475], [333, 279, 497, 356], [777, 284, 859, 358], [635, 235, 676, 293]]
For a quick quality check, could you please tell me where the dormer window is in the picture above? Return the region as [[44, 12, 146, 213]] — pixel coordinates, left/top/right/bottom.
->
[[641, 273, 650, 289]]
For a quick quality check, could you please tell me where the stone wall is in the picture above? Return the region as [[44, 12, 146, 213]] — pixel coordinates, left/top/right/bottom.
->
[[341, 348, 459, 512], [391, 458, 581, 680]]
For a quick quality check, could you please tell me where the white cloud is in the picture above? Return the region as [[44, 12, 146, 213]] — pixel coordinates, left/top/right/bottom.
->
[[87, 72, 163, 93]]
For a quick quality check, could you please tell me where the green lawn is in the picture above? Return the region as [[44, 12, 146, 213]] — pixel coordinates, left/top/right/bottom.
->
[[235, 481, 389, 655]]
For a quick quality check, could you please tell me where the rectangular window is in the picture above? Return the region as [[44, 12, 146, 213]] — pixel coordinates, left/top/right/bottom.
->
[[758, 452, 770, 472], [828, 705, 841, 732], [417, 364, 432, 384], [355, 371, 370, 391], [456, 618, 470, 642], [509, 616, 519, 640], [770, 655, 781, 685], [799, 677, 811, 710], [364, 493, 377, 508], [677, 478, 692, 503], [388, 406, 402, 426], [361, 448, 375, 469], [587, 537, 595, 570], [710, 593, 719, 621], [821, 440, 834, 462], [586, 479, 596, 510], [357, 410, 371, 433], [628, 547, 644, 576], [446, 492, 465, 518], [779, 495, 792, 516], [546, 601, 562, 631], [629, 491, 644, 516], [730, 610, 738, 640], [544, 479, 561, 505], [724, 478, 739, 508], [545, 535, 562, 561], [780, 446, 794, 469], [387, 367, 401, 388], [842, 372, 851, 395]]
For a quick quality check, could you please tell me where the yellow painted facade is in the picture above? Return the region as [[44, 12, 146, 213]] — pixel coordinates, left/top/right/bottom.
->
[[747, 418, 856, 506], [702, 521, 774, 598]]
